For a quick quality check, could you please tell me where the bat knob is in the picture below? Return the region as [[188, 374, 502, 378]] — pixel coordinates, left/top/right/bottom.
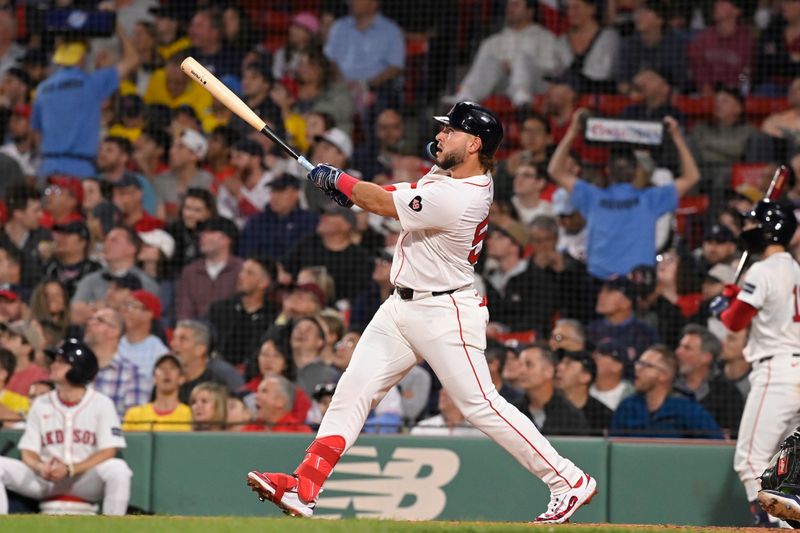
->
[[425, 142, 438, 161]]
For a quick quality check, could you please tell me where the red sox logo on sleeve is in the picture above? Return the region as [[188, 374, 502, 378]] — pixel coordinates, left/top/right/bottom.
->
[[408, 196, 423, 212]]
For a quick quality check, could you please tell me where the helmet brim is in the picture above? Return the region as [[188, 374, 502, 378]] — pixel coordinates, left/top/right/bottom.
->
[[433, 115, 450, 125]]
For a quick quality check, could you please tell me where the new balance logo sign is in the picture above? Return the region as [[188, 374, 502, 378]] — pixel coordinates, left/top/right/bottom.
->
[[316, 446, 460, 519]]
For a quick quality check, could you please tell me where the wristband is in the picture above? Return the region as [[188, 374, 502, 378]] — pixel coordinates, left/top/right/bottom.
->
[[337, 173, 360, 199]]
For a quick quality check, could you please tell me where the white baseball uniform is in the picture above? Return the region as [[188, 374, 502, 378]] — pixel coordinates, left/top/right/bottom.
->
[[317, 167, 585, 493], [0, 387, 132, 515], [733, 252, 800, 501]]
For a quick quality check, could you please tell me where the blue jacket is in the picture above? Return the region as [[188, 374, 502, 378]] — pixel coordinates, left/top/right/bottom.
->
[[609, 393, 724, 439], [238, 206, 318, 261]]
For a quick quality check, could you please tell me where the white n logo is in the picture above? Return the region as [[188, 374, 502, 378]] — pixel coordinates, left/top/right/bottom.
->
[[316, 446, 460, 519]]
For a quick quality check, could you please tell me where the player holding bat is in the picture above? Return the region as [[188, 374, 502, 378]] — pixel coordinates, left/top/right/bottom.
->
[[708, 177, 800, 525], [178, 59, 597, 523]]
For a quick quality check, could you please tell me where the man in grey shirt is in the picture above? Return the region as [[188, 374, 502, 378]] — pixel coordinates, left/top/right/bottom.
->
[[71, 226, 158, 325], [154, 128, 213, 221]]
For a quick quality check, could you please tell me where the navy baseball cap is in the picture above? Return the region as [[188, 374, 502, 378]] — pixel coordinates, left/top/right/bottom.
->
[[603, 275, 638, 303], [111, 173, 142, 190], [267, 173, 302, 190], [102, 271, 143, 291], [52, 220, 89, 241], [594, 339, 626, 363], [704, 223, 736, 243], [558, 349, 597, 382]]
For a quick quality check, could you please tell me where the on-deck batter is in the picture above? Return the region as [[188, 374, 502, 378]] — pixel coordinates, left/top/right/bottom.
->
[[247, 101, 597, 523], [710, 199, 800, 525], [0, 338, 132, 515]]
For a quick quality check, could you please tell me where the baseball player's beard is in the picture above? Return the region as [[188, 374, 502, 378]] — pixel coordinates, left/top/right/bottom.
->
[[438, 148, 466, 170]]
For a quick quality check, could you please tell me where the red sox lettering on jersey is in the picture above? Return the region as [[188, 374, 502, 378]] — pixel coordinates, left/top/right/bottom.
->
[[41, 430, 97, 447]]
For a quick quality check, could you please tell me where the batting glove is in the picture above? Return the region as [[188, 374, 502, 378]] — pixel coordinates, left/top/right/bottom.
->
[[709, 295, 731, 319], [325, 188, 354, 208], [308, 164, 342, 191]]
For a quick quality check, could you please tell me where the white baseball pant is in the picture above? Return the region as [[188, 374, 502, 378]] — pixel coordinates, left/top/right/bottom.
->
[[734, 356, 800, 501], [318, 289, 584, 493], [0, 456, 132, 515]]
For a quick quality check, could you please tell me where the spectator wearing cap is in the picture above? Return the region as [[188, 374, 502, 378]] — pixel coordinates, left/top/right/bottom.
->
[[589, 340, 635, 410], [176, 216, 243, 321], [693, 223, 739, 276], [208, 257, 279, 369], [511, 342, 590, 435], [1, 321, 49, 397], [103, 272, 142, 314], [484, 219, 555, 335], [446, 0, 558, 107], [273, 12, 322, 82], [188, 8, 240, 79], [532, 215, 594, 326], [0, 346, 29, 422], [33, 25, 138, 180], [112, 175, 166, 233], [123, 354, 192, 432], [551, 187, 587, 263], [205, 125, 238, 185], [615, 0, 687, 95], [71, 226, 159, 325], [0, 288, 22, 322], [144, 51, 214, 130], [688, 0, 754, 96], [41, 175, 83, 229], [84, 306, 148, 418], [229, 61, 285, 145], [556, 349, 613, 434], [166, 188, 216, 279], [218, 139, 273, 228], [242, 375, 312, 433], [97, 136, 158, 215], [0, 11, 25, 80], [674, 324, 744, 437], [0, 102, 39, 179], [133, 126, 171, 181], [138, 228, 176, 283], [304, 127, 358, 212], [549, 115, 699, 281], [0, 184, 49, 290], [43, 221, 101, 298], [586, 276, 660, 373], [283, 204, 373, 302], [119, 290, 169, 385], [610, 345, 723, 439], [629, 263, 686, 348], [172, 319, 244, 403], [154, 128, 214, 222], [171, 104, 204, 134]]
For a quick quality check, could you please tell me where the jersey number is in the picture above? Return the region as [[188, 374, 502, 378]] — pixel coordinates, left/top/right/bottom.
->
[[793, 285, 800, 323], [468, 217, 489, 265]]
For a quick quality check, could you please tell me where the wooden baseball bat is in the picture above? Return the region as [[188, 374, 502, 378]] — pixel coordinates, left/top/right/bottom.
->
[[180, 57, 314, 172], [733, 164, 790, 284]]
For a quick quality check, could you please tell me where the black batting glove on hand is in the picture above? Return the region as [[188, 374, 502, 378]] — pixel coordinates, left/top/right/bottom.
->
[[308, 164, 342, 191], [708, 295, 730, 319], [325, 188, 354, 208]]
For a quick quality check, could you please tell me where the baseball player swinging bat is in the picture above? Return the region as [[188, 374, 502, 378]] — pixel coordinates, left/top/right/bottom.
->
[[180, 57, 314, 172], [733, 164, 789, 284]]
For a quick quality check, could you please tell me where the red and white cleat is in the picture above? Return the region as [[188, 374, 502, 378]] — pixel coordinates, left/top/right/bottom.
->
[[247, 471, 315, 518], [534, 473, 597, 524]]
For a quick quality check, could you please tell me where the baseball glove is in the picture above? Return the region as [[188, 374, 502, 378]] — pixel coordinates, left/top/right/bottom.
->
[[761, 429, 800, 494]]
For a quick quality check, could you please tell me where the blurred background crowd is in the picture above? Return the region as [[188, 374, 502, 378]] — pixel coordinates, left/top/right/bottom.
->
[[0, 0, 797, 439]]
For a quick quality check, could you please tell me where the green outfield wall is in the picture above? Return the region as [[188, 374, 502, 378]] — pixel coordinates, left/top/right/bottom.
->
[[0, 431, 753, 525]]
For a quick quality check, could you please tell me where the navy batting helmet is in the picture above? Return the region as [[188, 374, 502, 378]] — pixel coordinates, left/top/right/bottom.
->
[[433, 102, 504, 157], [740, 199, 798, 253], [46, 338, 98, 386]]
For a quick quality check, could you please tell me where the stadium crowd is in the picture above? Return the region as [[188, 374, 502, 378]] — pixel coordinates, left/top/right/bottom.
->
[[0, 0, 799, 440]]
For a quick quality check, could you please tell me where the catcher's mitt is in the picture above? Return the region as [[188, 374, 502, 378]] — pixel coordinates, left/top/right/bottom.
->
[[762, 430, 800, 494]]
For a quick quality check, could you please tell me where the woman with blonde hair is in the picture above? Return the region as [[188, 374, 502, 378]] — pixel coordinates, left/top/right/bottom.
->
[[190, 382, 228, 431]]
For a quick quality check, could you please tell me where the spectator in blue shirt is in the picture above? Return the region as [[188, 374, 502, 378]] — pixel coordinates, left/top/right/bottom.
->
[[609, 345, 724, 439], [32, 26, 139, 180], [548, 114, 700, 280], [587, 276, 660, 375], [238, 174, 319, 260], [324, 0, 405, 126]]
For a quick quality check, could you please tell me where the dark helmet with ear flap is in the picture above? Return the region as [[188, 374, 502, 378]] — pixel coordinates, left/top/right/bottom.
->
[[433, 102, 504, 157], [45, 338, 98, 386], [740, 199, 798, 253]]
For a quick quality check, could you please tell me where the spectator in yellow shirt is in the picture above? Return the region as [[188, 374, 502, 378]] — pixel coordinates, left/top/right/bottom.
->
[[144, 51, 213, 130], [0, 348, 29, 424], [122, 354, 192, 432]]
